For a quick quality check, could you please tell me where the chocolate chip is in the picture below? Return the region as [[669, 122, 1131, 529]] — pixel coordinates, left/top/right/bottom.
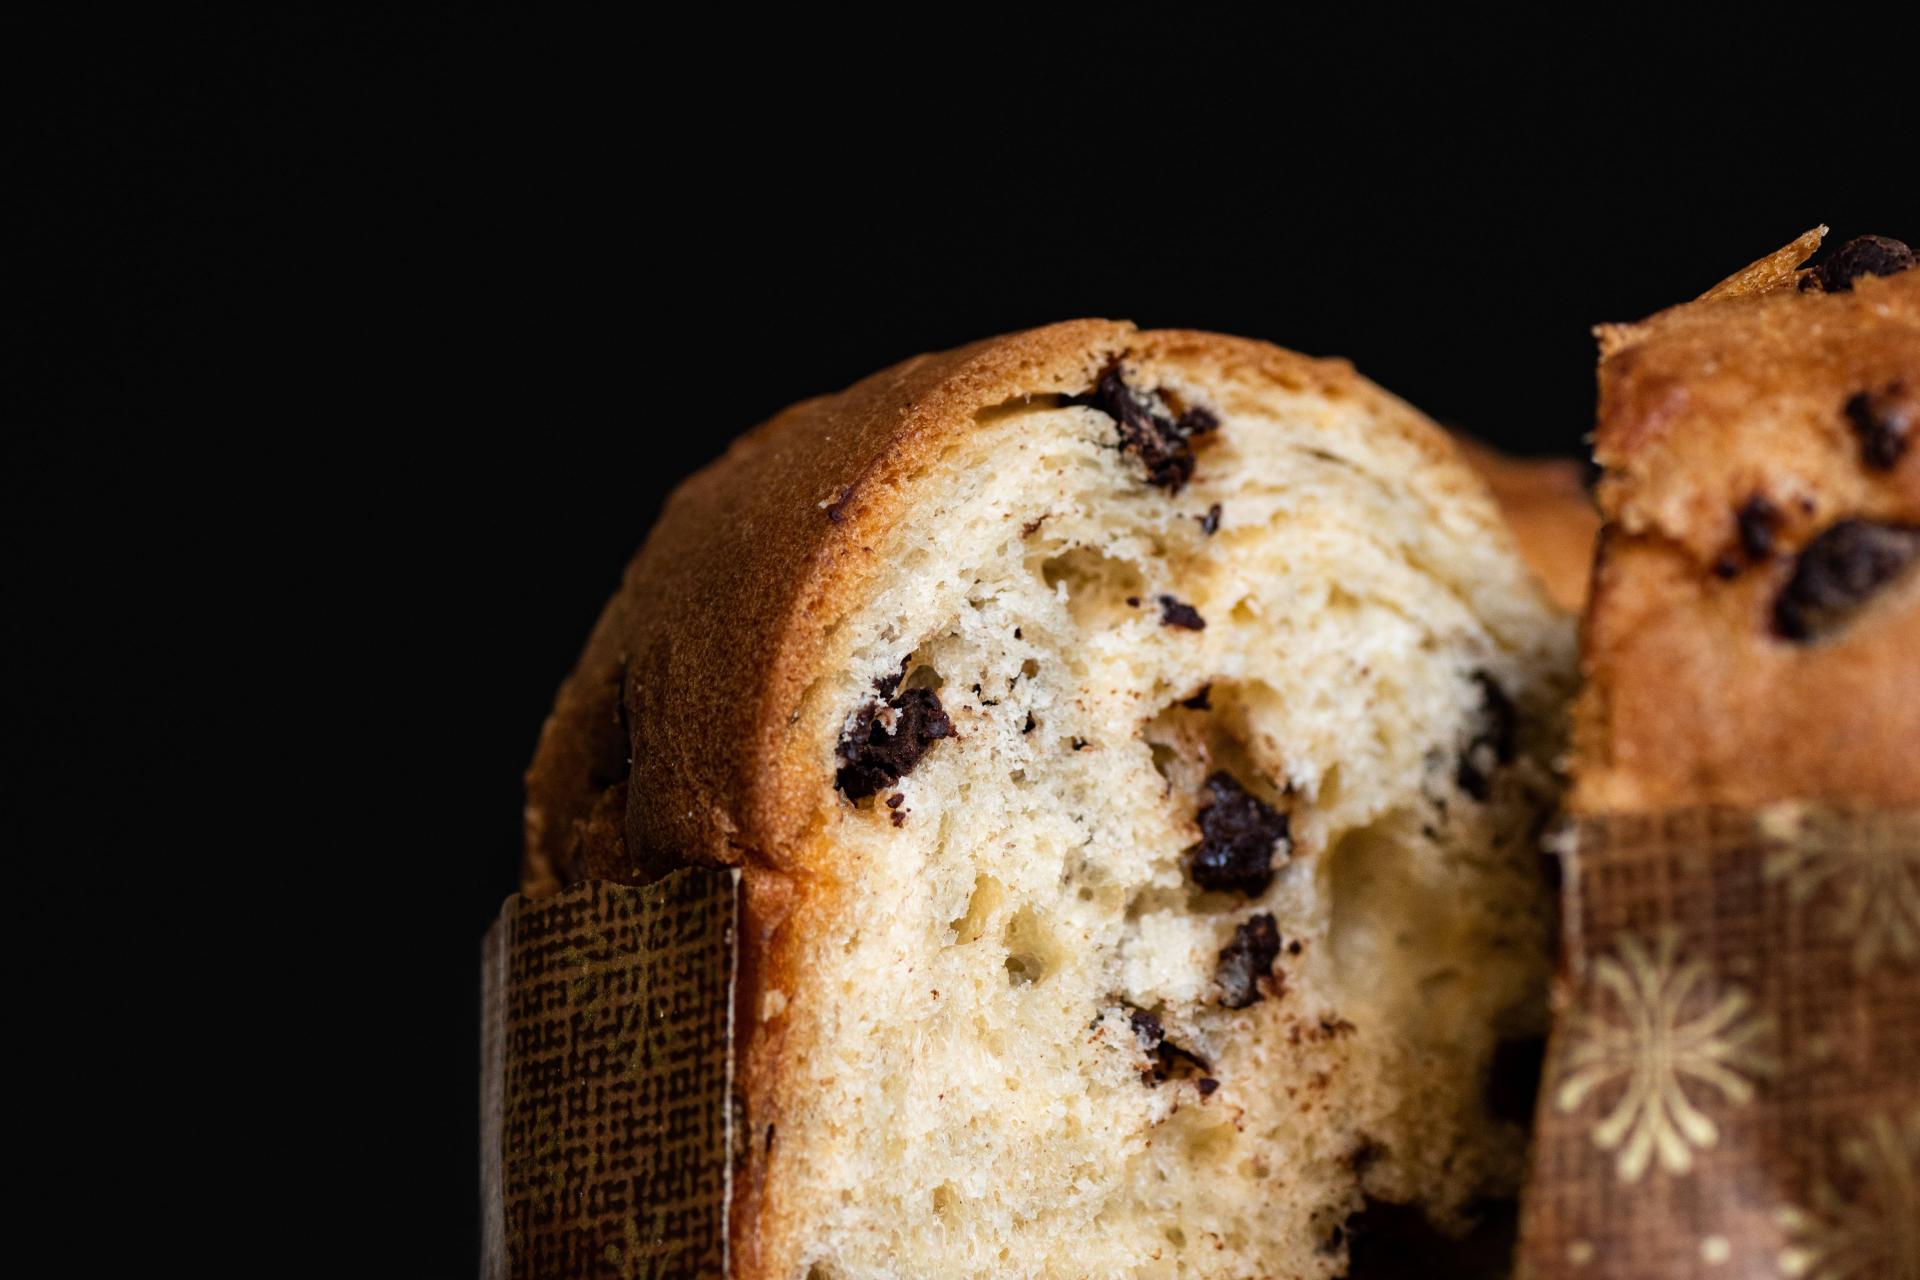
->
[[1158, 595, 1206, 630], [1188, 773, 1291, 895], [1737, 495, 1779, 560], [1196, 1077, 1219, 1097], [1846, 383, 1915, 471], [1129, 1006, 1210, 1085], [1712, 555, 1743, 580], [1067, 365, 1214, 493], [1455, 672, 1517, 801], [1176, 407, 1220, 437], [885, 793, 905, 808], [1125, 595, 1141, 607], [835, 684, 955, 799], [1216, 913, 1283, 1009], [1806, 234, 1916, 292], [1198, 503, 1222, 535], [1773, 519, 1920, 641], [1180, 684, 1212, 711], [890, 809, 907, 827]]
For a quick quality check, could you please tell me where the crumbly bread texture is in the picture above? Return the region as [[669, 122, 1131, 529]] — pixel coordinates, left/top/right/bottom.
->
[[524, 321, 1575, 1279], [1572, 229, 1920, 814]]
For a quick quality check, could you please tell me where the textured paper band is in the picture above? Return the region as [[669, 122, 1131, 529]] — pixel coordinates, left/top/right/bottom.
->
[[1517, 807, 1920, 1279], [481, 869, 741, 1280]]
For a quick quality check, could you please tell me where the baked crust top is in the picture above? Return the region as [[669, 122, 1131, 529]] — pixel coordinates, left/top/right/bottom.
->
[[1572, 229, 1920, 812]]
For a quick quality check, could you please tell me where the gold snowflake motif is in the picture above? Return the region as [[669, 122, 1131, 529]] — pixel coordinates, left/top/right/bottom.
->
[[1775, 1108, 1920, 1280], [1764, 837, 1920, 975], [1552, 927, 1774, 1183]]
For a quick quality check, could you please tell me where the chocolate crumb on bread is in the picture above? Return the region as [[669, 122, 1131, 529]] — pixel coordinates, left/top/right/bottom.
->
[[525, 320, 1574, 1279], [1574, 228, 1920, 813]]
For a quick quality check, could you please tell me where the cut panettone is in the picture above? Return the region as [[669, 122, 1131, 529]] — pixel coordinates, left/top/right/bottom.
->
[[526, 320, 1576, 1279]]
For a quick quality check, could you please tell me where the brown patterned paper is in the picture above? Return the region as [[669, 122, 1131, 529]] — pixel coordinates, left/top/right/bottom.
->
[[1517, 807, 1920, 1280], [481, 869, 741, 1280]]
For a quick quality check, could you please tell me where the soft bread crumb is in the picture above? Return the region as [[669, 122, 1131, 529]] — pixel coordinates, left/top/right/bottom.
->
[[758, 356, 1572, 1279]]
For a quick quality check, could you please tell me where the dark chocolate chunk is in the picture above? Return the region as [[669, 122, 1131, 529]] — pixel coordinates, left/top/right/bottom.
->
[[1158, 595, 1206, 630], [1737, 494, 1779, 560], [1455, 672, 1517, 801], [1196, 1076, 1219, 1097], [885, 793, 905, 808], [1807, 234, 1916, 293], [1128, 1006, 1210, 1085], [1188, 773, 1291, 895], [1180, 684, 1212, 711], [1846, 383, 1915, 471], [1176, 406, 1220, 437], [834, 683, 955, 799], [1216, 913, 1283, 1009], [1772, 518, 1920, 641], [1067, 366, 1215, 493], [1199, 502, 1222, 535]]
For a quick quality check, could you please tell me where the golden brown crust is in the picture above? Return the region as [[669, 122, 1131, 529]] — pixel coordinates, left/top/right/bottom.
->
[[1571, 231, 1920, 813]]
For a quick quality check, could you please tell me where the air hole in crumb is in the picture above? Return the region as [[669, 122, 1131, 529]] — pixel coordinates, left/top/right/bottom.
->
[[1171, 1109, 1238, 1161], [1149, 741, 1180, 781], [1037, 546, 1148, 629], [932, 1183, 959, 1221], [1165, 1226, 1187, 1248], [951, 875, 1005, 944], [902, 663, 944, 691], [1020, 658, 1040, 680], [1003, 906, 1065, 986]]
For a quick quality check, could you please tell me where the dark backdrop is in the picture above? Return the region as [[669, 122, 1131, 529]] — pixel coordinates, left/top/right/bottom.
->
[[15, 11, 1913, 1270]]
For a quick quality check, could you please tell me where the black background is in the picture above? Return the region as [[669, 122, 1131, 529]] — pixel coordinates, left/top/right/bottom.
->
[[14, 11, 1914, 1271]]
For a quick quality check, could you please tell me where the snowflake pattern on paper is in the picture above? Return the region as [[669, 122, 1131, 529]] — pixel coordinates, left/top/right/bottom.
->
[[1764, 836, 1920, 975], [1775, 1109, 1920, 1280], [1552, 927, 1775, 1183]]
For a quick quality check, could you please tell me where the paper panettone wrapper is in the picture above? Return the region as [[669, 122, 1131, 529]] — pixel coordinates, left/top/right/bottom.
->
[[481, 868, 740, 1280], [1516, 806, 1920, 1279]]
